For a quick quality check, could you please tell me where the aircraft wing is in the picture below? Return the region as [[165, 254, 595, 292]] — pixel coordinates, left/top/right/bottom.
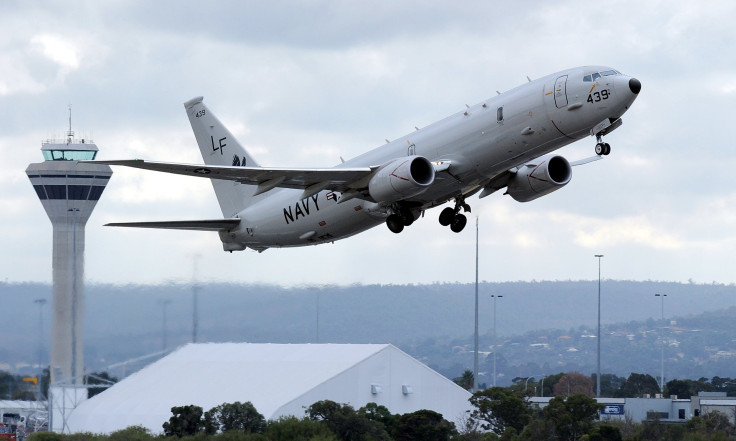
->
[[105, 219, 240, 231], [90, 160, 375, 197]]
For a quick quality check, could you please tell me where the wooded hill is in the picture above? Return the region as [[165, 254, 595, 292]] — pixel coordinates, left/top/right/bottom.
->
[[1, 280, 734, 385]]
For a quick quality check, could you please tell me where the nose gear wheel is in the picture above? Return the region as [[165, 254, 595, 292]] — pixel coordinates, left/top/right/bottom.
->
[[595, 134, 611, 156]]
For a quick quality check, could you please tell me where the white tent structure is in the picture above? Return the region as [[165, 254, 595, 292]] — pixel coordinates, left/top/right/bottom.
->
[[66, 343, 472, 434]]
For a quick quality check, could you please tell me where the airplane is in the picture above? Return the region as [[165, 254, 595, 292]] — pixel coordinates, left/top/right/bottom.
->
[[93, 66, 641, 252]]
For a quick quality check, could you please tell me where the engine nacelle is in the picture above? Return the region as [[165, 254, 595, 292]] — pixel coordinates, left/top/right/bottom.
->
[[368, 155, 435, 202], [506, 155, 572, 202]]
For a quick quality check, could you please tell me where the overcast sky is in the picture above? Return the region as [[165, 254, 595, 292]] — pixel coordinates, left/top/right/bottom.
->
[[3, 1, 736, 290]]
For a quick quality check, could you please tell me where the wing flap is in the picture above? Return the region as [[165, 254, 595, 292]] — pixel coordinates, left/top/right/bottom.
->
[[88, 160, 374, 192], [105, 219, 240, 231]]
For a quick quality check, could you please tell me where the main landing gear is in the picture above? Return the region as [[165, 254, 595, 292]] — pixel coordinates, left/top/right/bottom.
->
[[439, 197, 471, 233], [595, 134, 611, 156], [386, 205, 416, 234]]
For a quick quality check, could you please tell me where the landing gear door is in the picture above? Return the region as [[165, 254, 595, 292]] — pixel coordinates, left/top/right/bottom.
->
[[554, 75, 568, 108]]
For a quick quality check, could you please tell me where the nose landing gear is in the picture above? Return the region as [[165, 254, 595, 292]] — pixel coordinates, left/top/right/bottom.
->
[[439, 197, 471, 233], [595, 134, 611, 156]]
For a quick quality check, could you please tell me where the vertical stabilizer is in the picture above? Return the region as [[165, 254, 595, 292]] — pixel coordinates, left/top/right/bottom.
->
[[184, 97, 261, 217]]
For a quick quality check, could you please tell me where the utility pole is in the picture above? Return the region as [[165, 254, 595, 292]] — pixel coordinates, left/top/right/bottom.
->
[[492, 294, 503, 387], [473, 217, 479, 392], [655, 293, 667, 392], [595, 254, 604, 397]]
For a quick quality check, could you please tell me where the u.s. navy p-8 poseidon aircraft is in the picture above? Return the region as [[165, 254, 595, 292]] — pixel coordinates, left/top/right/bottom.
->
[[96, 66, 640, 252]]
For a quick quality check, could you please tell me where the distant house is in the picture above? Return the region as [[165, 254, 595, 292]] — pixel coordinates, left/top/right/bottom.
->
[[66, 343, 472, 434]]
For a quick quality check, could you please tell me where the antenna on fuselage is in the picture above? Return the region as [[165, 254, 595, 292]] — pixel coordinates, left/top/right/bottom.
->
[[526, 76, 532, 82]]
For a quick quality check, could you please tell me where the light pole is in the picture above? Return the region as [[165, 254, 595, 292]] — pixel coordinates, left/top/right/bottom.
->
[[595, 254, 604, 397], [655, 293, 667, 392], [473, 217, 479, 392], [492, 294, 503, 387]]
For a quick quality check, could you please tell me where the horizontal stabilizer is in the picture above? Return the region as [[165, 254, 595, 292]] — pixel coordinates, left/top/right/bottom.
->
[[105, 219, 240, 231]]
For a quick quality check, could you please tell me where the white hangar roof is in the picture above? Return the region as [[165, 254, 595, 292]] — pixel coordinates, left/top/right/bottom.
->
[[67, 343, 472, 434]]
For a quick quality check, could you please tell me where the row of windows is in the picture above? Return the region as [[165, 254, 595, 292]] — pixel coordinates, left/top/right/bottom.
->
[[33, 185, 107, 201], [27, 174, 110, 180]]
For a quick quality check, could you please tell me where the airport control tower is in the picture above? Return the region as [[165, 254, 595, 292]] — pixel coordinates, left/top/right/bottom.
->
[[26, 122, 112, 386]]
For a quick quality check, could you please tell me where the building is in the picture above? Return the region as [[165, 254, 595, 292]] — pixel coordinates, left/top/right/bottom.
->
[[529, 392, 736, 425], [65, 343, 473, 434], [26, 125, 112, 433], [26, 129, 111, 386]]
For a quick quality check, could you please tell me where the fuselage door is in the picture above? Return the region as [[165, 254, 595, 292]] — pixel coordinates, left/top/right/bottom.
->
[[554, 75, 568, 108]]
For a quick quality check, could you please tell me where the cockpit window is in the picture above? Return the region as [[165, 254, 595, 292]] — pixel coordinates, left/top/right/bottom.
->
[[584, 70, 621, 82]]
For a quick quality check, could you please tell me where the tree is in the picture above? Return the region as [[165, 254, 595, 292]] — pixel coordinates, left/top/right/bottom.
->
[[542, 372, 566, 397], [392, 410, 455, 441], [469, 386, 530, 435], [454, 369, 474, 391], [616, 373, 659, 398], [206, 401, 266, 434], [306, 400, 390, 441], [543, 393, 603, 441], [358, 402, 395, 433], [582, 424, 622, 441], [591, 374, 626, 397], [554, 372, 594, 397], [664, 379, 692, 398], [108, 425, 156, 441], [686, 411, 736, 437], [163, 405, 204, 437], [264, 415, 338, 441]]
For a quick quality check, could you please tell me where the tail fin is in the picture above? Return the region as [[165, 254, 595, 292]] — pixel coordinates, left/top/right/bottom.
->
[[184, 97, 261, 217]]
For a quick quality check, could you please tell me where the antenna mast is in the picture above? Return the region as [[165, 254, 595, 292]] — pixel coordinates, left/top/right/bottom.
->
[[67, 104, 74, 140]]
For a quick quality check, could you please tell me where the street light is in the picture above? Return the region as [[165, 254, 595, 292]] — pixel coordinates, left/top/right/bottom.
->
[[473, 217, 479, 392], [595, 254, 604, 397], [492, 294, 503, 387], [655, 293, 667, 392]]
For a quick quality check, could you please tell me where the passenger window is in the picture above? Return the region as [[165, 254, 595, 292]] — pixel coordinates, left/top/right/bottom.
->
[[497, 107, 503, 122]]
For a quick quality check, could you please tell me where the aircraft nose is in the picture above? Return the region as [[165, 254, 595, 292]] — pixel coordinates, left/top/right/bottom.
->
[[629, 77, 641, 94]]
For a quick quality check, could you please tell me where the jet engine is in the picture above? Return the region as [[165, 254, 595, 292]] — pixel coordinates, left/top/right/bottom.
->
[[506, 155, 572, 202], [368, 155, 435, 202]]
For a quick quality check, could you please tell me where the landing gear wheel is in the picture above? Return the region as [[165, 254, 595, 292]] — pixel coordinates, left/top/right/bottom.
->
[[450, 213, 467, 233], [386, 214, 404, 234], [399, 207, 415, 226], [595, 143, 605, 156], [603, 143, 611, 155], [439, 207, 455, 226]]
